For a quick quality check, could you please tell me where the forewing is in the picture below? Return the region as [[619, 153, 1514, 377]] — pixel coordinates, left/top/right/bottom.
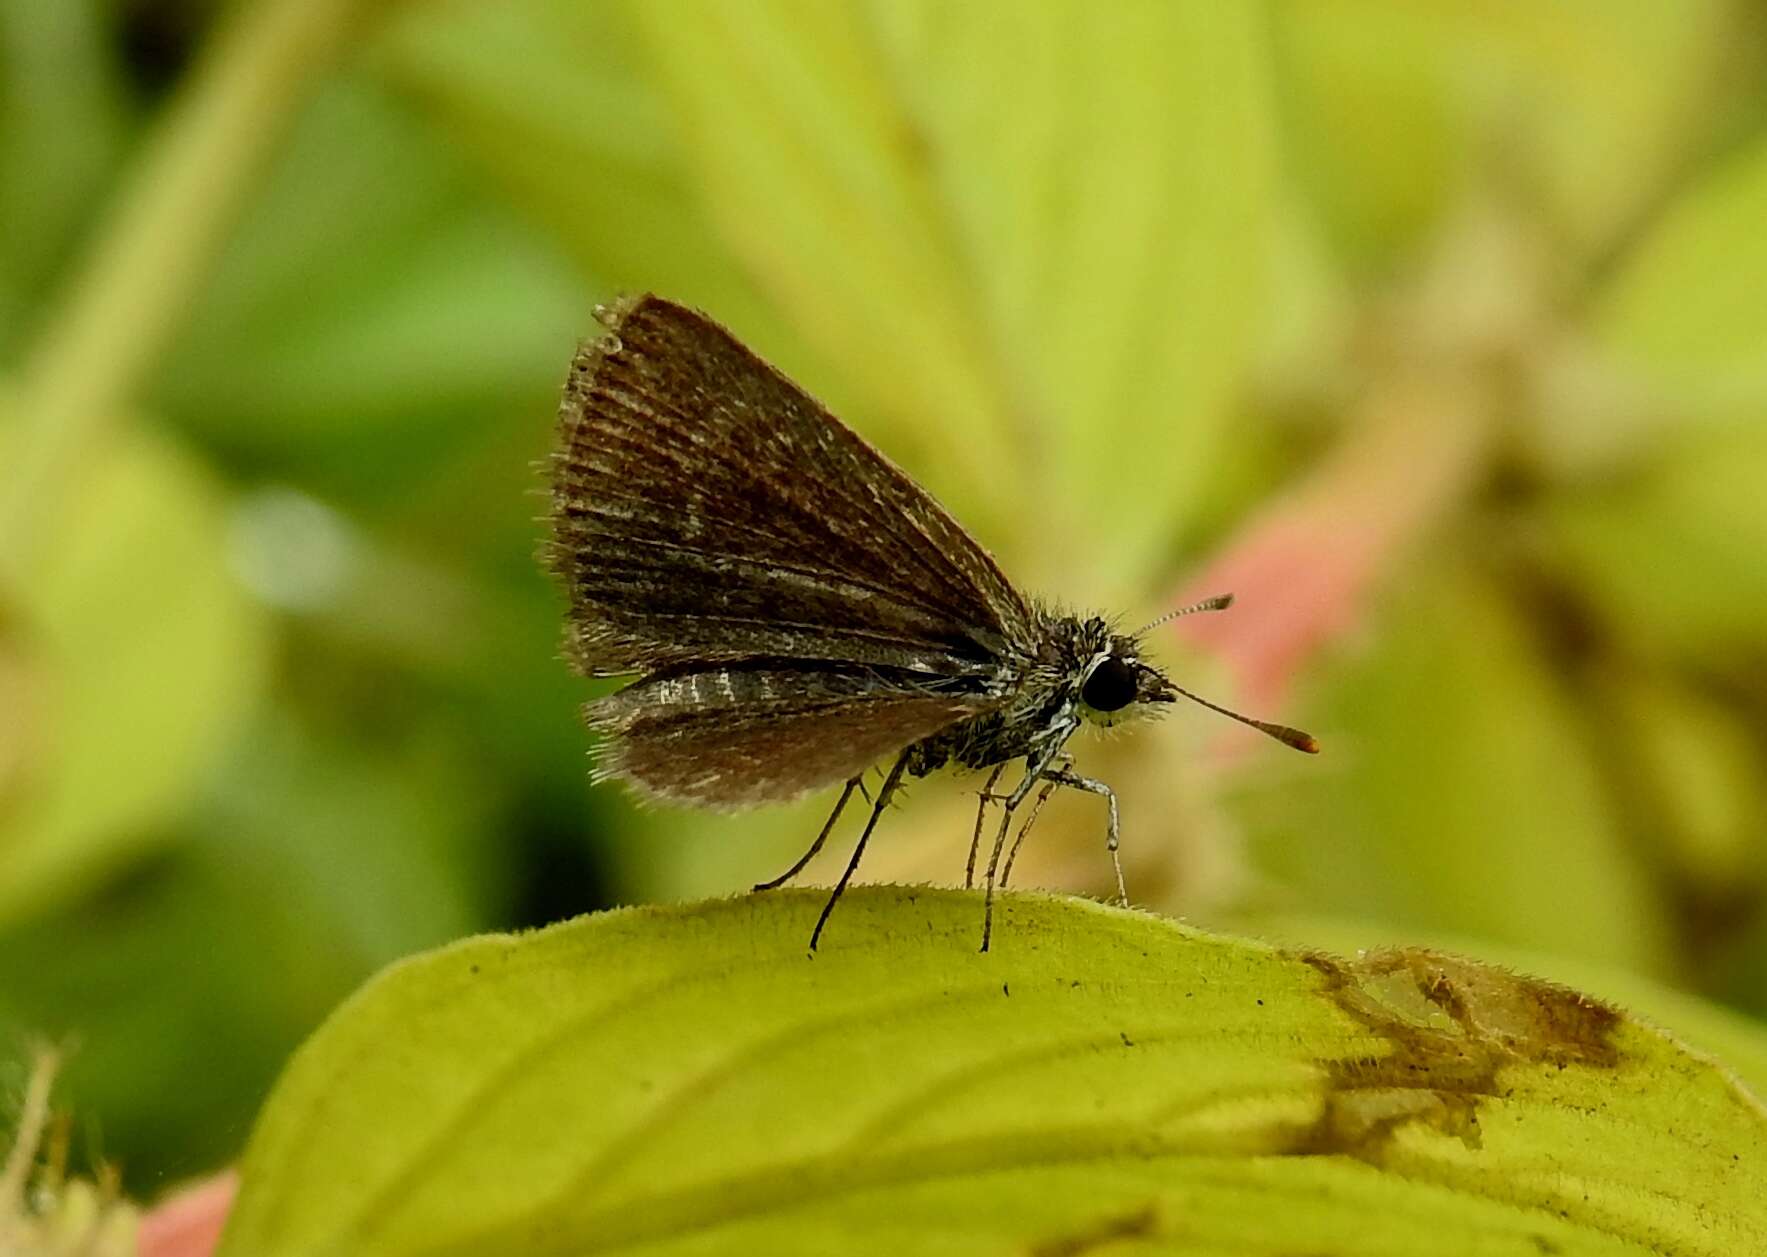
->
[[550, 294, 1035, 677], [588, 665, 988, 807]]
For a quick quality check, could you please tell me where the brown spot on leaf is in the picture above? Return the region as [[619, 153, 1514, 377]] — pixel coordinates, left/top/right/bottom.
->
[[1293, 948, 1622, 1161], [1028, 1203, 1160, 1256]]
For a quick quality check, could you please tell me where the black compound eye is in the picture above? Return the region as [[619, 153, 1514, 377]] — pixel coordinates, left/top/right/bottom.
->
[[1080, 656, 1138, 713]]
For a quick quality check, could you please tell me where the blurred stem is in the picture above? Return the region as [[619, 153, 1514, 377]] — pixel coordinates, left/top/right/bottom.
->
[[1300, 363, 1493, 577], [0, 1042, 58, 1214], [0, 0, 373, 582]]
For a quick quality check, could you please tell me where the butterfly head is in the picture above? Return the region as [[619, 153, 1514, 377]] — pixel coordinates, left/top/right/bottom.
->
[[1069, 614, 1319, 753], [1076, 635, 1174, 729]]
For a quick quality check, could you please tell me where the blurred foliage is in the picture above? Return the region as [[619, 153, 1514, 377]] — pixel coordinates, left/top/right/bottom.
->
[[1, 1047, 138, 1257], [0, 0, 1765, 1199]]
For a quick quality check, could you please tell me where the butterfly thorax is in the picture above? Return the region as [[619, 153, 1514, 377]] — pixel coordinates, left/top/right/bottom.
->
[[905, 612, 1133, 778]]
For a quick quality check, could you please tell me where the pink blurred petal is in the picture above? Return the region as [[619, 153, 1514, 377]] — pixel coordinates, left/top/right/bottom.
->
[[1175, 511, 1378, 711], [137, 1169, 236, 1257], [1170, 372, 1491, 728]]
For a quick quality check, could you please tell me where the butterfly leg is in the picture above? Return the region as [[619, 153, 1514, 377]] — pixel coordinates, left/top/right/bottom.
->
[[1041, 767, 1126, 905], [979, 745, 1071, 952], [964, 763, 1008, 889], [978, 796, 1019, 954], [754, 775, 859, 892], [1000, 751, 1073, 889], [810, 751, 910, 951], [999, 775, 1061, 890]]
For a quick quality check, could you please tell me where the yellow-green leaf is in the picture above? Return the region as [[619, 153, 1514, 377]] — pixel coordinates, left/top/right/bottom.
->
[[1274, 1, 1468, 267], [220, 889, 1767, 1257], [627, 1, 1276, 594], [866, 1, 1277, 598], [624, 0, 1020, 531], [368, 0, 768, 325]]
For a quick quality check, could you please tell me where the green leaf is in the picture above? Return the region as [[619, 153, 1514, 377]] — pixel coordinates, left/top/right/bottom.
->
[[0, 410, 269, 926], [1274, 2, 1468, 267], [620, 0, 1023, 537], [368, 1, 762, 314], [220, 890, 1767, 1256], [865, 1, 1277, 596]]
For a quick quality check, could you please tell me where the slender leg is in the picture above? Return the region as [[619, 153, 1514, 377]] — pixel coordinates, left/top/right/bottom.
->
[[999, 777, 1059, 890], [810, 752, 911, 951], [1042, 767, 1126, 905], [980, 753, 1062, 952], [754, 776, 858, 892], [965, 763, 1007, 889], [999, 752, 1071, 890], [978, 795, 1018, 954]]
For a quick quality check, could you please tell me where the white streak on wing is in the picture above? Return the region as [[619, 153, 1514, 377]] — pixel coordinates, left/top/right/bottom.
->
[[582, 496, 634, 519]]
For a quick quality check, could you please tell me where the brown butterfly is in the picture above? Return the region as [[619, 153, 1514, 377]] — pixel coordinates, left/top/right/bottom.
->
[[549, 295, 1316, 950]]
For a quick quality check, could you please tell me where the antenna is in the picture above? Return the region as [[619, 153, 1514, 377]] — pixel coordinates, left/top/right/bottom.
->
[[1168, 681, 1320, 753], [1136, 592, 1235, 636], [1138, 592, 1320, 752]]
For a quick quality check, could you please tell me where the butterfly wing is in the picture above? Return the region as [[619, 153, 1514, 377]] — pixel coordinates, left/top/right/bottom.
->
[[550, 294, 1036, 678], [588, 664, 984, 807], [551, 294, 1030, 806]]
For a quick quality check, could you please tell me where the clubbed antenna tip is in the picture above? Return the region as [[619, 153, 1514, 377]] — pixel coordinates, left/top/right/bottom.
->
[[1169, 681, 1320, 754]]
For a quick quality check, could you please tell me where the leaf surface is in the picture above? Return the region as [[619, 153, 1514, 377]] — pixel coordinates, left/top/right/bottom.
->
[[221, 889, 1767, 1257]]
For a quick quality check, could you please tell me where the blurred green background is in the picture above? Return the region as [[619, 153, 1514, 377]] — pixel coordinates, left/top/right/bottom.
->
[[3, 0, 1767, 1197]]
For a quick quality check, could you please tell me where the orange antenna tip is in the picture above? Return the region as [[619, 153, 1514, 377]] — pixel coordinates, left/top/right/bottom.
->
[[1167, 682, 1320, 754]]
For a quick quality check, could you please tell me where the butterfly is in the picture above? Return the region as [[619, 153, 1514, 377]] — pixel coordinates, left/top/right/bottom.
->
[[549, 295, 1316, 949]]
